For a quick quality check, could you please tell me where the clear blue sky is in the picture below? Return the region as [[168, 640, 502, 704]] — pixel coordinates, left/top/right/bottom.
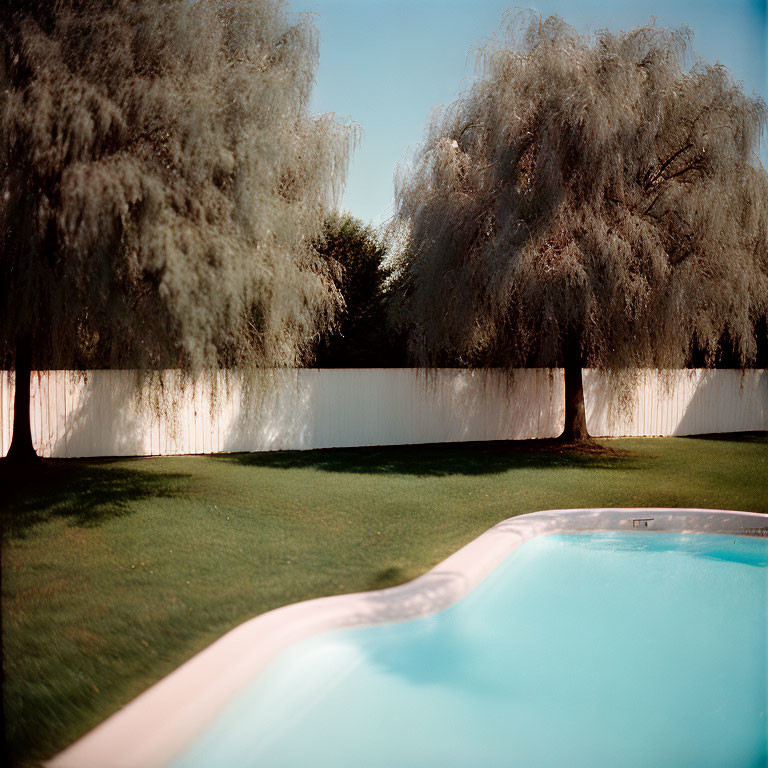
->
[[290, 0, 768, 226]]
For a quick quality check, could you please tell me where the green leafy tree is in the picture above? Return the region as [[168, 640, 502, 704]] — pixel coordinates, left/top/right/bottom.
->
[[1, 0, 354, 461], [389, 13, 768, 442], [314, 212, 405, 367]]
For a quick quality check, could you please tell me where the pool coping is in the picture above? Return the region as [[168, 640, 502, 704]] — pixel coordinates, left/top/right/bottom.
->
[[48, 507, 767, 768]]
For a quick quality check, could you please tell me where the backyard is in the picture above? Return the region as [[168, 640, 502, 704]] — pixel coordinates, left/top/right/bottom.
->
[[2, 0, 768, 765], [1, 433, 767, 765]]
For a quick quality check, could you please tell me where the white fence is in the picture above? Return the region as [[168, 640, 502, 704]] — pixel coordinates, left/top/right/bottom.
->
[[0, 368, 766, 458]]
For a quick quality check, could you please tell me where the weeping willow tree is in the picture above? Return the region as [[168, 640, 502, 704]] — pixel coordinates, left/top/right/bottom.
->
[[389, 13, 768, 442], [0, 0, 355, 462]]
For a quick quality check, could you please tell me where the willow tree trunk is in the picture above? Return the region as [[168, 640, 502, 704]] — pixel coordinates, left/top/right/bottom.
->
[[6, 341, 38, 463], [560, 335, 590, 444]]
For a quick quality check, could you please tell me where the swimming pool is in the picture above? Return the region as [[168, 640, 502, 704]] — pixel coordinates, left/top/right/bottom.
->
[[171, 532, 767, 768], [49, 509, 768, 768]]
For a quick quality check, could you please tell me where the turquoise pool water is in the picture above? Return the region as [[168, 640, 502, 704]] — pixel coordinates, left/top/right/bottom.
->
[[173, 533, 768, 768]]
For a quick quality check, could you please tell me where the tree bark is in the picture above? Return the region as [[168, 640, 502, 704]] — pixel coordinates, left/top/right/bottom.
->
[[562, 365, 590, 443], [6, 340, 39, 463], [560, 333, 590, 444]]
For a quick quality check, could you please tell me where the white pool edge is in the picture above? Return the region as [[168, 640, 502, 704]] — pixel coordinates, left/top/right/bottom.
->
[[48, 507, 767, 768]]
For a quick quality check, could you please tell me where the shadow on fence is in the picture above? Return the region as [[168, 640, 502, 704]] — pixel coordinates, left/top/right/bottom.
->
[[584, 369, 768, 437], [220, 368, 564, 454], [59, 371, 150, 458], [222, 369, 314, 453], [3, 368, 764, 458], [674, 369, 768, 437]]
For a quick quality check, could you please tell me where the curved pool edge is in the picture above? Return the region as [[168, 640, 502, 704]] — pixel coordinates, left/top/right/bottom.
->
[[47, 507, 767, 768]]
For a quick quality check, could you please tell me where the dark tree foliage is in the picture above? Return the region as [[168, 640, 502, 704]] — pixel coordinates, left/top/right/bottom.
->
[[314, 213, 406, 367], [390, 13, 768, 442], [689, 319, 768, 368], [1, 0, 354, 461]]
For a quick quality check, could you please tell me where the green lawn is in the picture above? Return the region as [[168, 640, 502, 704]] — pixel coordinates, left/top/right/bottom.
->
[[2, 434, 767, 765]]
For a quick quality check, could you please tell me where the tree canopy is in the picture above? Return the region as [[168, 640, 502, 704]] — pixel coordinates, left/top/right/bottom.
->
[[1, 0, 355, 374], [314, 212, 405, 367], [389, 13, 768, 381]]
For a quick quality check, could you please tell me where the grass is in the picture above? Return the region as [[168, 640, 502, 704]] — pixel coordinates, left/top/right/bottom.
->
[[2, 433, 767, 765]]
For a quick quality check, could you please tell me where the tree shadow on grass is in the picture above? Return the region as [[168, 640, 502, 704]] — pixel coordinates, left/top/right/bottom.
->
[[0, 459, 190, 538], [213, 439, 640, 477], [678, 431, 768, 444]]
